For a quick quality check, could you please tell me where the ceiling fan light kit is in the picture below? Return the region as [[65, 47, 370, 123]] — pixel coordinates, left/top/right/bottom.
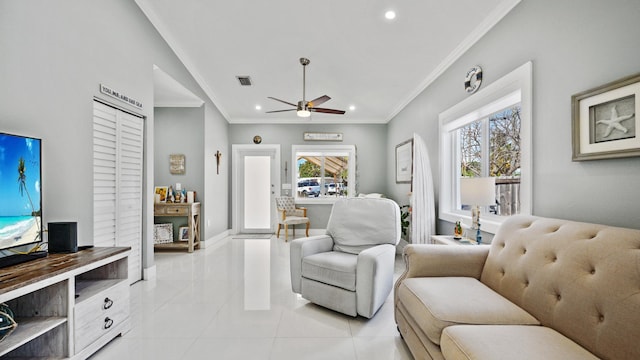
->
[[296, 101, 311, 117], [267, 57, 345, 118]]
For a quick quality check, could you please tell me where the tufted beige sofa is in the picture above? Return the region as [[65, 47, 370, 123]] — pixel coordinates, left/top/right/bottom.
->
[[394, 215, 640, 360]]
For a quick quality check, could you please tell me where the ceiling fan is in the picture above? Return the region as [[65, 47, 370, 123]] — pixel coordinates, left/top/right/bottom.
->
[[266, 57, 345, 117]]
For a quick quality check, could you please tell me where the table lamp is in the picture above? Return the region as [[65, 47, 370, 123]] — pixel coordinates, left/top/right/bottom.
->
[[460, 177, 496, 244]]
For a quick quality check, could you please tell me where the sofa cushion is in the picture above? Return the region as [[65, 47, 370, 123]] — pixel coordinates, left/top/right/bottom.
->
[[441, 325, 599, 360], [301, 251, 357, 291], [397, 277, 539, 345]]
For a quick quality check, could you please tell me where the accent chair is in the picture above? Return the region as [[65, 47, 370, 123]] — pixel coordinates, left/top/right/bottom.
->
[[290, 197, 401, 318], [275, 196, 310, 242]]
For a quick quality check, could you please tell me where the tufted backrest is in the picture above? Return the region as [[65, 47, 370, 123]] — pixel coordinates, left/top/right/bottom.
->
[[275, 197, 297, 215], [481, 215, 640, 360], [326, 197, 401, 254]]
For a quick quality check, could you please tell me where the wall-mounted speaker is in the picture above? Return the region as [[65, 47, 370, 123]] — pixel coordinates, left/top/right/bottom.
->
[[48, 222, 78, 253]]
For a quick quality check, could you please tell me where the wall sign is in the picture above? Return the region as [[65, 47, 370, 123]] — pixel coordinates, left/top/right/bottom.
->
[[303, 132, 343, 141], [169, 154, 186, 175], [100, 84, 143, 109]]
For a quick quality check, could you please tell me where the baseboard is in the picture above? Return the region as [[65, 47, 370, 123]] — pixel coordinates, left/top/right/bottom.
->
[[143, 264, 157, 281], [201, 229, 231, 249]]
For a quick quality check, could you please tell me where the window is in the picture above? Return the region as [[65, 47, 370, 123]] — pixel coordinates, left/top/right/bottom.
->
[[459, 105, 522, 215], [439, 62, 532, 234], [292, 145, 356, 204]]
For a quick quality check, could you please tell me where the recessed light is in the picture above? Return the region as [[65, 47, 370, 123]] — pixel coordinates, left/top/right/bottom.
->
[[384, 10, 396, 20], [255, 105, 262, 110], [349, 105, 356, 111]]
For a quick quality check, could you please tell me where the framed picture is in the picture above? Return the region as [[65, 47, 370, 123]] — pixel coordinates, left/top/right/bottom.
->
[[170, 154, 186, 174], [154, 186, 168, 203], [153, 223, 173, 244], [179, 227, 189, 241], [572, 73, 640, 160], [395, 139, 413, 183]]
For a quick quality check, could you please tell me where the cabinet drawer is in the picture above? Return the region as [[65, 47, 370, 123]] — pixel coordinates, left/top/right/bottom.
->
[[74, 304, 129, 352], [75, 280, 129, 330], [75, 280, 129, 352], [164, 205, 189, 215]]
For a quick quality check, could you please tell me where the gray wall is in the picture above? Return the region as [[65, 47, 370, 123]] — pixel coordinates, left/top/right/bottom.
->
[[154, 107, 205, 239], [387, 0, 640, 234], [0, 0, 229, 273], [229, 123, 387, 228]]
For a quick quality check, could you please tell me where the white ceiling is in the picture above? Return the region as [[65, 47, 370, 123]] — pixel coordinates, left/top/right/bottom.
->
[[153, 65, 204, 107], [137, 0, 521, 124]]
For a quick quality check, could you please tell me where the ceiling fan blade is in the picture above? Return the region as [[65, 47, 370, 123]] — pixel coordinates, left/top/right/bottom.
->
[[267, 97, 297, 107], [308, 95, 331, 107], [266, 109, 296, 113], [310, 107, 346, 115]]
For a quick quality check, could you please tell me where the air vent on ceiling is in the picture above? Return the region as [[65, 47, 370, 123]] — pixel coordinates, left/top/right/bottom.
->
[[236, 76, 252, 86]]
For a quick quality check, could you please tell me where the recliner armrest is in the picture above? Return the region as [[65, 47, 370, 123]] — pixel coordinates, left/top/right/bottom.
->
[[290, 235, 334, 293], [356, 244, 397, 318]]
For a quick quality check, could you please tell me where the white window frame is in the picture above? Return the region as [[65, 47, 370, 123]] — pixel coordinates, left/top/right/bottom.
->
[[439, 61, 532, 234], [292, 144, 356, 205]]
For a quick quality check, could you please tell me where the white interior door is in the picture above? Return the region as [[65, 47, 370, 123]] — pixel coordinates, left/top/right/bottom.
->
[[93, 100, 143, 284], [232, 145, 280, 234]]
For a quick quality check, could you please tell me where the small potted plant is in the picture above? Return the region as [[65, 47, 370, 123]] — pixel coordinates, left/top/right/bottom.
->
[[454, 220, 463, 240], [400, 205, 411, 241]]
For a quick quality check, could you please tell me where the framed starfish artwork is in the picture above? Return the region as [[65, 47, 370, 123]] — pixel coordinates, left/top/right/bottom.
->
[[572, 73, 640, 160]]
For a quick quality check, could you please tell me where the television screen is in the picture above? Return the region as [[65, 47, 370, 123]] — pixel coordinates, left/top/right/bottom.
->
[[0, 132, 42, 251]]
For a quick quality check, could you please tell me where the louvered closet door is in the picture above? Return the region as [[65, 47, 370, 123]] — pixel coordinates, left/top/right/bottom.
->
[[93, 101, 143, 284]]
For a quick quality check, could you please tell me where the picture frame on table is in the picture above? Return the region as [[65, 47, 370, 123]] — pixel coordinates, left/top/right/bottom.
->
[[572, 73, 640, 161], [179, 227, 189, 241], [153, 223, 173, 244], [154, 186, 168, 203], [395, 139, 413, 183]]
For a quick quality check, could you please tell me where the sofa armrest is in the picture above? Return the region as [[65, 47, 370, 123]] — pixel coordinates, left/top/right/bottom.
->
[[403, 244, 490, 278], [290, 235, 334, 293], [394, 244, 490, 307], [356, 244, 396, 318]]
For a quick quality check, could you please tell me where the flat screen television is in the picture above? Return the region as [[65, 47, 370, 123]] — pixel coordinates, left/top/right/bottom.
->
[[0, 132, 44, 266]]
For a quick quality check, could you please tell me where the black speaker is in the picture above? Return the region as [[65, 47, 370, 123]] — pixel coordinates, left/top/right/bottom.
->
[[48, 222, 78, 253]]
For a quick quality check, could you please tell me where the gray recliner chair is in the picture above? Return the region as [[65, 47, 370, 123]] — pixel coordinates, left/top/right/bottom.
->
[[290, 197, 401, 318]]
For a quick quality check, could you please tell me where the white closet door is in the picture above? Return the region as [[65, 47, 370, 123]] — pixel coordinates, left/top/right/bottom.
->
[[93, 101, 143, 284], [93, 103, 118, 247], [116, 111, 143, 284]]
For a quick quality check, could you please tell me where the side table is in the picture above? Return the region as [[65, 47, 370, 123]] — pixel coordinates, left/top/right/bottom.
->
[[430, 235, 482, 246], [154, 202, 201, 252]]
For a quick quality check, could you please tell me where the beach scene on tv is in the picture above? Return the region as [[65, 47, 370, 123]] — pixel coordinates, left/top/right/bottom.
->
[[0, 133, 42, 250]]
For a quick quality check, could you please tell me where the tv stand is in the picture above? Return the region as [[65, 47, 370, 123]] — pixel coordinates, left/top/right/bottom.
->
[[0, 247, 130, 359], [0, 251, 47, 268]]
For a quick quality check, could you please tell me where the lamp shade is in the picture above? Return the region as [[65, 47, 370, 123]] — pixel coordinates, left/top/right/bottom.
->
[[460, 177, 496, 206]]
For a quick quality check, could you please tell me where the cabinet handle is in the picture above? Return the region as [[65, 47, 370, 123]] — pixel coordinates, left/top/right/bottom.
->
[[104, 317, 114, 329], [103, 297, 114, 309]]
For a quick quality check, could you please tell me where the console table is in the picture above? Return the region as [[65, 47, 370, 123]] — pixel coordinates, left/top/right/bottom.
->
[[153, 202, 201, 253], [0, 247, 130, 359]]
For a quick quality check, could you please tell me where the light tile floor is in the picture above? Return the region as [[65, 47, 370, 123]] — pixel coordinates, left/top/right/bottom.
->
[[90, 235, 413, 360]]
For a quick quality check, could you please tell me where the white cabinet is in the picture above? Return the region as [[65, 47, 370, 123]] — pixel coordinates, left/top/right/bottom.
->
[[0, 247, 130, 359]]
